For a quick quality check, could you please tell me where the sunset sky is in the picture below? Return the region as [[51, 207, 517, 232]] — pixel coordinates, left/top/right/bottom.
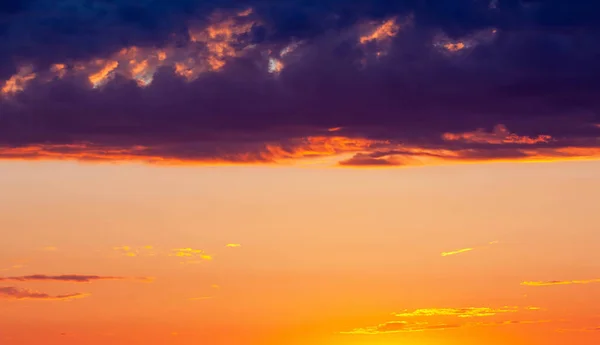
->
[[1, 1, 600, 344]]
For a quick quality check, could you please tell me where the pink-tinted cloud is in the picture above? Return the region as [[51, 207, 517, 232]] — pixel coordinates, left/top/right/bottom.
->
[[0, 286, 89, 301], [0, 274, 153, 283]]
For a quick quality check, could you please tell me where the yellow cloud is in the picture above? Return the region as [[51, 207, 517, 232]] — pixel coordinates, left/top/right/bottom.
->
[[441, 241, 499, 257], [225, 243, 241, 248], [441, 248, 474, 257], [521, 279, 600, 287], [171, 248, 213, 260], [342, 318, 552, 335], [341, 321, 459, 335], [394, 306, 538, 318], [113, 245, 156, 257]]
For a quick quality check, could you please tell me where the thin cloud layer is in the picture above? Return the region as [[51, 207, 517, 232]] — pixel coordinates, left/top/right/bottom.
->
[[0, 274, 152, 283], [341, 321, 460, 335], [0, 286, 89, 301], [441, 241, 498, 257], [1, 1, 599, 166], [341, 318, 552, 335], [394, 306, 540, 318], [521, 278, 600, 287]]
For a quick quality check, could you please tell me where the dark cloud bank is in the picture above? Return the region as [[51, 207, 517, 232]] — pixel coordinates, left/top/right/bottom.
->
[[1, 0, 599, 166]]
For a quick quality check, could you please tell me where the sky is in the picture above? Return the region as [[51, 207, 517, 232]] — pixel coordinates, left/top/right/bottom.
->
[[1, 1, 600, 344]]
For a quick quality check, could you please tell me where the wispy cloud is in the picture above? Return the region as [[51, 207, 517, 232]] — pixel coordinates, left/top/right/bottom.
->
[[441, 248, 474, 257], [341, 321, 460, 335], [393, 306, 540, 318], [189, 296, 214, 301], [0, 264, 25, 272], [0, 274, 153, 283], [521, 279, 600, 287], [441, 241, 499, 257], [113, 245, 156, 257], [341, 318, 553, 335], [557, 326, 600, 333], [0, 286, 89, 301], [225, 244, 241, 248]]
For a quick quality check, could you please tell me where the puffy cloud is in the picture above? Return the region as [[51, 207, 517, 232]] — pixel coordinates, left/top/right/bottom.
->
[[0, 1, 599, 167]]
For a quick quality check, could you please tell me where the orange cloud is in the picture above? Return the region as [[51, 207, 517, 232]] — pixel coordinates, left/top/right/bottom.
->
[[521, 278, 600, 287], [1, 66, 36, 96], [359, 17, 400, 44], [0, 286, 89, 301], [0, 8, 259, 94]]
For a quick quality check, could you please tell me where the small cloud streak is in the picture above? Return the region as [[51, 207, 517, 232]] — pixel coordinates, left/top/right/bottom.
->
[[341, 321, 459, 335], [225, 244, 241, 248], [441, 248, 474, 257], [0, 274, 152, 283], [189, 296, 214, 301], [521, 279, 600, 287], [441, 241, 499, 257], [0, 286, 89, 301], [342, 318, 552, 335], [394, 306, 539, 318]]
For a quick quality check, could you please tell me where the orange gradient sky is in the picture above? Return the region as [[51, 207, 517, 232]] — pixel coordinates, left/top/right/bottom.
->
[[1, 160, 599, 345]]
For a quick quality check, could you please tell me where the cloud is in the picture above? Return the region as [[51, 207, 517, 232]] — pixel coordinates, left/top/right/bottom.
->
[[0, 286, 89, 301], [1, 1, 599, 167], [341, 321, 460, 335], [521, 279, 600, 287], [189, 296, 214, 301], [341, 318, 553, 335], [441, 241, 499, 257], [557, 326, 600, 332], [0, 274, 152, 283], [225, 243, 241, 248], [393, 306, 540, 318], [0, 264, 25, 272], [113, 245, 156, 257], [441, 247, 474, 257], [170, 248, 213, 261]]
